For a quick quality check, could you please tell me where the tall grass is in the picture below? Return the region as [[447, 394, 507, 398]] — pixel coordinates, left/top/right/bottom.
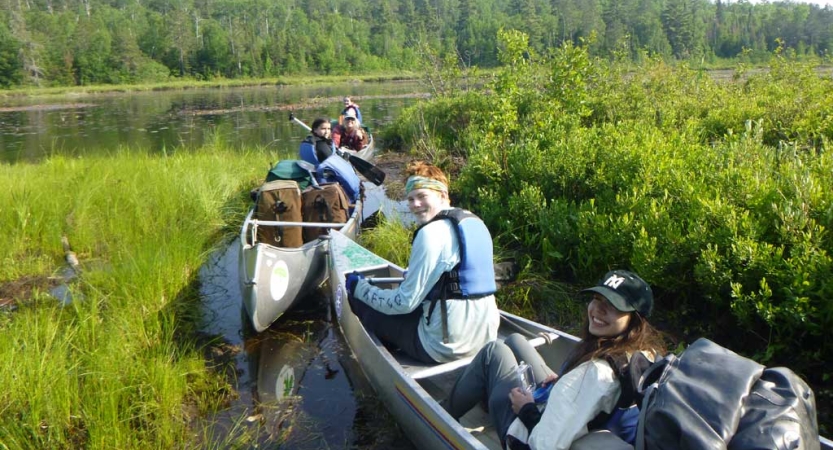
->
[[0, 146, 281, 448], [358, 215, 413, 269]]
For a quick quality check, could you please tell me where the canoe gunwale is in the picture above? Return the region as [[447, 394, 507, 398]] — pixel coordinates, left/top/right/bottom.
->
[[327, 232, 833, 450], [239, 197, 362, 332]]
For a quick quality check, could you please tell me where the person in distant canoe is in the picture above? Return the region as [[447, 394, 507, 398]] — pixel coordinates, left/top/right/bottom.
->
[[298, 117, 334, 166], [340, 96, 362, 124], [337, 109, 368, 152], [443, 270, 667, 450], [345, 161, 500, 364]]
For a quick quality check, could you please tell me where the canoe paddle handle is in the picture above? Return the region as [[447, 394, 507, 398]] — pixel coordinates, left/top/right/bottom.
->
[[289, 111, 312, 131]]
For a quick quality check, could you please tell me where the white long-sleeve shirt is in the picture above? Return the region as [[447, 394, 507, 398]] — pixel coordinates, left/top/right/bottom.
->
[[353, 215, 499, 362], [505, 359, 621, 449]]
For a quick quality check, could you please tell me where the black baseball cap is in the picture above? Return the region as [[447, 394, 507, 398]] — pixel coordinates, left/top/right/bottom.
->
[[581, 270, 653, 317]]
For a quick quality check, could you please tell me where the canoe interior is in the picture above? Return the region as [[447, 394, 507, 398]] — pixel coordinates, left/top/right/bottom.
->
[[333, 253, 580, 450], [329, 231, 833, 450], [356, 134, 374, 161], [399, 318, 577, 450]]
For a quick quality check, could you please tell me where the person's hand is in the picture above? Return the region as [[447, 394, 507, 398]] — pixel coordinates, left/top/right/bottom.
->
[[509, 387, 534, 414], [345, 272, 365, 297], [540, 373, 558, 387]]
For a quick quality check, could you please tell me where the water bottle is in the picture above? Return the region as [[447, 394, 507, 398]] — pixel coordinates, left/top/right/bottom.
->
[[516, 361, 535, 393]]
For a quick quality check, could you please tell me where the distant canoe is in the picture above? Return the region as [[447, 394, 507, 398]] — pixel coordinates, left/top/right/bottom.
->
[[337, 132, 375, 161]]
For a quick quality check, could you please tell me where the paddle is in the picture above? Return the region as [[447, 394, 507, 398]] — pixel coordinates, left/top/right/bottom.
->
[[289, 112, 386, 186], [335, 147, 386, 185]]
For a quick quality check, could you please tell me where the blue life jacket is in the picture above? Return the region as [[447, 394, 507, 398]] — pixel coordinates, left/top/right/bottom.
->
[[413, 208, 497, 342], [299, 135, 335, 168], [584, 353, 651, 445], [299, 137, 318, 167], [317, 154, 361, 204]]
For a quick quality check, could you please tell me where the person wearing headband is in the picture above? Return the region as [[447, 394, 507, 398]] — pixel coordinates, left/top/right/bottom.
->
[[346, 161, 500, 363]]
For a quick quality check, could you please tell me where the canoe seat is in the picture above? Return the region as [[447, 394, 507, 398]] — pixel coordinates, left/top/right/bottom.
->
[[398, 333, 558, 380]]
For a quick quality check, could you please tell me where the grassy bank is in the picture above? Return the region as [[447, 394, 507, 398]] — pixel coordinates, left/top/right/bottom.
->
[[0, 72, 420, 99], [0, 147, 279, 448]]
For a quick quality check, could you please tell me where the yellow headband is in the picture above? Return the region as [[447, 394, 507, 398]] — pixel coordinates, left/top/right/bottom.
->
[[405, 176, 448, 196]]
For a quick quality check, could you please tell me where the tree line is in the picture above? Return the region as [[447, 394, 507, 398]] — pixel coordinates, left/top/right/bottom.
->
[[1, 0, 832, 88]]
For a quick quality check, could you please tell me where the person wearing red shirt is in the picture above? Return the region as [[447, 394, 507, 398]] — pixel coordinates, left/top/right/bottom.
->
[[338, 109, 368, 151]]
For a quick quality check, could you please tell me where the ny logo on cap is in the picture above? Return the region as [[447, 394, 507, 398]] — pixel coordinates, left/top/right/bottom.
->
[[604, 274, 625, 289]]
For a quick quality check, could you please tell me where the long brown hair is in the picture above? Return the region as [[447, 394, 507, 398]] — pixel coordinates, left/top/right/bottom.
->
[[561, 312, 666, 374]]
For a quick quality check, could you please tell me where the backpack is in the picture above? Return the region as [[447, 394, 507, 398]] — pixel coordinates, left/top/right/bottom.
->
[[265, 159, 314, 190], [616, 338, 820, 450], [301, 183, 350, 243], [255, 180, 303, 248], [316, 154, 361, 204]]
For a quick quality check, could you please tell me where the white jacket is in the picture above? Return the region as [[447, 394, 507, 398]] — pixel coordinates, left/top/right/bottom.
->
[[505, 358, 621, 449]]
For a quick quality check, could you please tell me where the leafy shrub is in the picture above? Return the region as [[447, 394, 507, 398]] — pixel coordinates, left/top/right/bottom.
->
[[385, 30, 833, 392]]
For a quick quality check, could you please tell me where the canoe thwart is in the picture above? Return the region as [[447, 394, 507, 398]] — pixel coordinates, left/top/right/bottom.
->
[[406, 332, 560, 380], [252, 219, 347, 228]]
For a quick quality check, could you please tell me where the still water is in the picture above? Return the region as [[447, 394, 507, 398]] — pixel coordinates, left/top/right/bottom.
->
[[0, 81, 426, 162], [198, 183, 415, 449]]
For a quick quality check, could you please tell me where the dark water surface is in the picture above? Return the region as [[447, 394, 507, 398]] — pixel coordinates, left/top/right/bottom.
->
[[0, 81, 425, 162], [198, 183, 417, 449]]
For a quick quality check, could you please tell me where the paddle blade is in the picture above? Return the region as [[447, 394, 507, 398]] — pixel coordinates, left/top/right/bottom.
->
[[347, 154, 386, 185]]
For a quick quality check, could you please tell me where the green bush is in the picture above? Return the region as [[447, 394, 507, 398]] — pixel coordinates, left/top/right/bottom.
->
[[386, 31, 833, 398]]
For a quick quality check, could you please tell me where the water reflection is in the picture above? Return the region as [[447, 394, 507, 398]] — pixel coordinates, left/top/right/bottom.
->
[[248, 299, 361, 448], [0, 81, 427, 163], [198, 182, 415, 449], [361, 182, 413, 225]]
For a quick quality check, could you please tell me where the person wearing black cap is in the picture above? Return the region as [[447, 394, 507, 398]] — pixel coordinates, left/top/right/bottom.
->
[[443, 270, 666, 450]]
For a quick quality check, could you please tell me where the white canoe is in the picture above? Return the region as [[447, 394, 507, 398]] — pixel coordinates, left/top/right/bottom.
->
[[338, 131, 375, 162], [326, 230, 833, 450], [238, 199, 362, 332], [355, 133, 375, 162]]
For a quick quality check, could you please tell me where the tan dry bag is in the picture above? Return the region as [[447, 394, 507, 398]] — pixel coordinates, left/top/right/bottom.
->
[[301, 183, 350, 242], [255, 180, 303, 247]]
